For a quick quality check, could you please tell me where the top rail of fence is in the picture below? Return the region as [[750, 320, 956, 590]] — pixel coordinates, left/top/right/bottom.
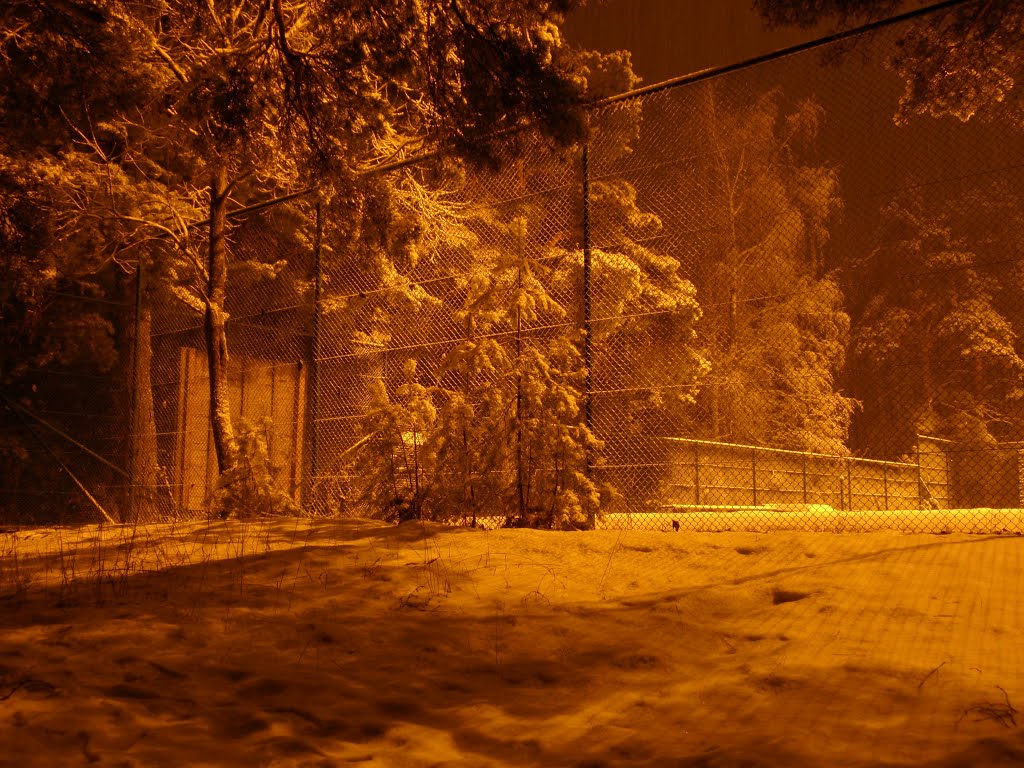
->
[[661, 437, 917, 468], [591, 0, 971, 107]]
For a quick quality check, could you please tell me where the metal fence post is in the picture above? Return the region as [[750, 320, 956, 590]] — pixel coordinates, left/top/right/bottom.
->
[[581, 144, 594, 442], [694, 441, 701, 505], [883, 463, 889, 510], [752, 447, 758, 506], [846, 458, 853, 511], [306, 200, 323, 510], [802, 453, 808, 504], [582, 143, 595, 526], [916, 441, 924, 509], [127, 257, 144, 524]]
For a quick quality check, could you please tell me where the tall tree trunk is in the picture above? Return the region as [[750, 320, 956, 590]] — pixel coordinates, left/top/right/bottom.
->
[[205, 164, 236, 483], [120, 263, 164, 522]]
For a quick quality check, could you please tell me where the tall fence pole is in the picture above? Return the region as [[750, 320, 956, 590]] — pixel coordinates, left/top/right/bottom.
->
[[582, 143, 595, 525], [694, 441, 701, 505], [581, 144, 594, 441], [846, 458, 853, 511], [883, 464, 889, 510], [802, 453, 808, 504], [751, 447, 758, 506], [127, 257, 144, 524], [916, 442, 924, 509], [306, 200, 323, 509]]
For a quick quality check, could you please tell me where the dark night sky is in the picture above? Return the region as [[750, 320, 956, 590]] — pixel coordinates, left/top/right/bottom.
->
[[561, 0, 1010, 219], [563, 0, 831, 84], [563, 0, 932, 86], [561, 1, 904, 248]]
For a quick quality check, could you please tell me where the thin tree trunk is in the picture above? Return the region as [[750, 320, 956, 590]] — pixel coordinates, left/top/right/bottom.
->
[[128, 273, 162, 521], [205, 164, 236, 484], [921, 328, 934, 416], [120, 263, 164, 522]]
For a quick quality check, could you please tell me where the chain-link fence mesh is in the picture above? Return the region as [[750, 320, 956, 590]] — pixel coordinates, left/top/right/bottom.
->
[[4, 5, 1024, 534], [0, 288, 132, 525]]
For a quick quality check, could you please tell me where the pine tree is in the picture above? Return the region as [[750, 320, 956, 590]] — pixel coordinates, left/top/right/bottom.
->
[[3, 0, 603, 518], [849, 189, 1024, 456], [755, 0, 1024, 128], [352, 360, 437, 522]]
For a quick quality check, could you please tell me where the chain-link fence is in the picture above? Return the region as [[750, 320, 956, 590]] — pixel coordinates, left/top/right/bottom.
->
[[4, 4, 1024, 533], [0, 288, 132, 525]]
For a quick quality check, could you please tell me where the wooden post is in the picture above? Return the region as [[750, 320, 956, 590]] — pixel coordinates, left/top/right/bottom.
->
[[515, 219, 525, 522]]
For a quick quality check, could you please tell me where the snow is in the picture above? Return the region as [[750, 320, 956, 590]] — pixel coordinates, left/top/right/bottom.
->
[[603, 508, 1024, 534], [2, 516, 1023, 766]]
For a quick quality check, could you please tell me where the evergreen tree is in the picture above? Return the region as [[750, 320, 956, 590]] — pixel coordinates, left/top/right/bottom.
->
[[3, 0, 603, 517], [321, 46, 704, 526], [452, 215, 603, 529], [352, 360, 438, 521], [426, 135, 706, 524], [849, 189, 1024, 456], [754, 0, 1024, 128], [0, 3, 180, 521]]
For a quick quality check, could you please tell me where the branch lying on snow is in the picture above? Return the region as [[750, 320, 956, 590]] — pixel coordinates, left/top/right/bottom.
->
[[153, 43, 188, 83], [917, 660, 946, 690], [0, 677, 56, 701], [956, 685, 1018, 729]]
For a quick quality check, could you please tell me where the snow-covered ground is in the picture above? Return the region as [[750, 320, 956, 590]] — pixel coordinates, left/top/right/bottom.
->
[[1, 516, 1022, 767], [601, 507, 1024, 534]]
